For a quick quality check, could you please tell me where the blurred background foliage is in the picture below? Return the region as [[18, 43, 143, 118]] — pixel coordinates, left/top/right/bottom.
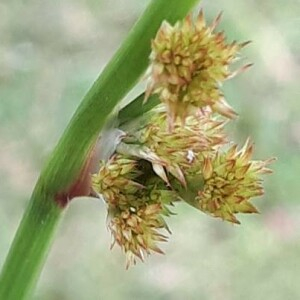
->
[[0, 0, 299, 299]]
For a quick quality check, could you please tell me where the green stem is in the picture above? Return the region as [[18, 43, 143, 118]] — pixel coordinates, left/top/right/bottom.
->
[[0, 1, 199, 299], [0, 191, 62, 300]]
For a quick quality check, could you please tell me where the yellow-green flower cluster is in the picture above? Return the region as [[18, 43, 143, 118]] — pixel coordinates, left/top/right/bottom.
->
[[121, 108, 226, 186], [92, 155, 177, 268], [91, 9, 273, 267], [108, 203, 168, 269], [146, 10, 250, 124], [196, 141, 273, 224], [92, 156, 143, 207], [93, 108, 272, 267]]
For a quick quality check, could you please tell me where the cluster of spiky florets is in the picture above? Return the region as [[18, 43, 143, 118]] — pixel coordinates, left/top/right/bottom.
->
[[92, 107, 272, 267], [108, 202, 169, 269], [119, 108, 226, 186], [91, 9, 273, 268], [146, 10, 251, 125], [196, 141, 274, 224], [92, 156, 143, 207], [92, 155, 177, 268]]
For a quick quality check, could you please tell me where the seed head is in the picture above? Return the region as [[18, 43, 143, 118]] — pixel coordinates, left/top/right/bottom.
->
[[121, 109, 227, 186], [196, 140, 274, 224], [146, 10, 250, 125], [92, 155, 177, 267], [92, 155, 143, 207], [91, 10, 273, 266]]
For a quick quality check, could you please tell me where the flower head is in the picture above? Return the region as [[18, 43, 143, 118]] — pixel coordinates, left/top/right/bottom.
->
[[120, 108, 226, 186], [146, 10, 250, 125], [92, 155, 143, 207], [196, 140, 274, 224], [92, 155, 177, 268], [109, 202, 168, 268], [90, 9, 273, 268]]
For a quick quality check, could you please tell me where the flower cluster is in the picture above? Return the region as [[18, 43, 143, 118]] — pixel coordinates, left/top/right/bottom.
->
[[197, 141, 273, 224], [92, 155, 177, 268], [91, 10, 273, 267], [146, 10, 251, 125], [120, 108, 226, 186], [92, 109, 272, 267]]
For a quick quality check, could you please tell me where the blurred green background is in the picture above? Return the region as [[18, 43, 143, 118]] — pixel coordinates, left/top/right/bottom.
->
[[0, 0, 299, 299]]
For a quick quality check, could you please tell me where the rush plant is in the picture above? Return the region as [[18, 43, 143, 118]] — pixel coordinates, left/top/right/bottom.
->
[[0, 1, 273, 299]]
